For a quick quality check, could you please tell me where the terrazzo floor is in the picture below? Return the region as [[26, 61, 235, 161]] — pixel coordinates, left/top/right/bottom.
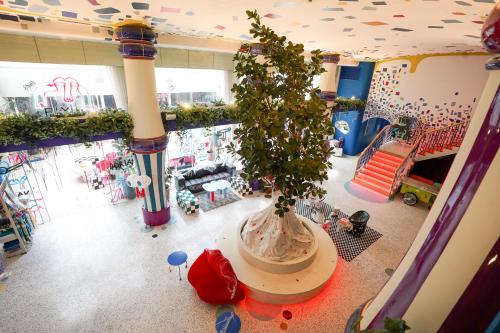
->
[[0, 155, 430, 333]]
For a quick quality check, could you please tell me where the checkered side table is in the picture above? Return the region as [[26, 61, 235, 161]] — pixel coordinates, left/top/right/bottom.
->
[[230, 176, 253, 196], [176, 190, 199, 215], [91, 177, 105, 190]]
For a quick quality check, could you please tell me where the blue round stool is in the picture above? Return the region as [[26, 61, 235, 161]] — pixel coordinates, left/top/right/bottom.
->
[[167, 251, 188, 281], [215, 311, 241, 333]]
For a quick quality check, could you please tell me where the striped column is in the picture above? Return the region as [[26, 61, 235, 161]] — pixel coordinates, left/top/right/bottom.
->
[[319, 53, 340, 110], [116, 24, 170, 226], [348, 7, 500, 332], [319, 53, 340, 150]]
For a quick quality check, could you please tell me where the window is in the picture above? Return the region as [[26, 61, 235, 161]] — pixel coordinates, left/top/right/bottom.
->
[[155, 68, 228, 107], [0, 62, 122, 115]]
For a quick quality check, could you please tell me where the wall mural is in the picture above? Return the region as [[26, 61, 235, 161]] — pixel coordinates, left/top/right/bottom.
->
[[364, 54, 490, 128]]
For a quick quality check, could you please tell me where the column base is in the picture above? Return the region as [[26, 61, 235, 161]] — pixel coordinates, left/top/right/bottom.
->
[[142, 205, 170, 226]]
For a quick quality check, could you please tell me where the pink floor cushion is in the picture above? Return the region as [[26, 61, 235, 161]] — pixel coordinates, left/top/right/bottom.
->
[[188, 249, 245, 305]]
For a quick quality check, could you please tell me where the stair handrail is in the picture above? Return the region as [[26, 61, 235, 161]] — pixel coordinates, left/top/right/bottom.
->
[[389, 137, 422, 198], [389, 120, 469, 197], [417, 121, 470, 155], [354, 124, 394, 177]]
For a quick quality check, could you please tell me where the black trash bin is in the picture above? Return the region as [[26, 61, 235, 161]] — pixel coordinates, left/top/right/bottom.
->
[[348, 210, 370, 238]]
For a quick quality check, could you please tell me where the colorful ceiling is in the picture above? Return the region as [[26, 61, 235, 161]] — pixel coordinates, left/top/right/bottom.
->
[[0, 0, 494, 60]]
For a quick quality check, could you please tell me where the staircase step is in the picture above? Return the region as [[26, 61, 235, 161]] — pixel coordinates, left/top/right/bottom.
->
[[365, 163, 396, 178], [362, 169, 394, 183], [367, 160, 398, 173], [374, 151, 405, 163], [357, 172, 393, 188], [352, 178, 391, 197], [371, 155, 402, 168]]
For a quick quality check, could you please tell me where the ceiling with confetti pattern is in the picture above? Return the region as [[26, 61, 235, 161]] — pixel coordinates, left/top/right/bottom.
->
[[0, 0, 494, 60]]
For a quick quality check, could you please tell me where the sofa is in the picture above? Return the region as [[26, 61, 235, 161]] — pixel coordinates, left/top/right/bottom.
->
[[174, 163, 236, 193]]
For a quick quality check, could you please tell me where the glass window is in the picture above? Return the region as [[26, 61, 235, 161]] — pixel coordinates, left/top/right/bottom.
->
[[0, 62, 123, 115], [170, 92, 192, 107], [155, 68, 228, 108]]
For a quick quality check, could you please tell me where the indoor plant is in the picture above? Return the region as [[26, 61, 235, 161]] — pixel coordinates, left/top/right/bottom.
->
[[229, 10, 333, 261], [353, 316, 411, 333]]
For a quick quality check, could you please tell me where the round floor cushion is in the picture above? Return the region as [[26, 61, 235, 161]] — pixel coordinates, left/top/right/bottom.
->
[[188, 249, 245, 305]]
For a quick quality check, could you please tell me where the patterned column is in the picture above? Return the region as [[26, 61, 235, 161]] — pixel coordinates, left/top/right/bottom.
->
[[319, 53, 340, 112], [319, 53, 340, 150], [116, 24, 170, 226]]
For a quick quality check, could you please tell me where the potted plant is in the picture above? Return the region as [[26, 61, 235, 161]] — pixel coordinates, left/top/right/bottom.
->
[[229, 10, 333, 260], [352, 316, 410, 333]]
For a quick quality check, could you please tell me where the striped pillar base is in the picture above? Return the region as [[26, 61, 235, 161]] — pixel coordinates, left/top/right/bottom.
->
[[132, 135, 170, 226]]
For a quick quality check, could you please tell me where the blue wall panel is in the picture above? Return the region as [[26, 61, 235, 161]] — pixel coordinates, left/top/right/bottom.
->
[[337, 62, 375, 100]]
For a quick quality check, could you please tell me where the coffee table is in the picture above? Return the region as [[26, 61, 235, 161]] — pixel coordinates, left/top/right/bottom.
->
[[202, 179, 231, 202]]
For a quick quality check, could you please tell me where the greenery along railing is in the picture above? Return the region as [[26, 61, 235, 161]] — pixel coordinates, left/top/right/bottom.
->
[[160, 103, 238, 132], [0, 98, 364, 150], [0, 109, 134, 147], [332, 98, 366, 112], [0, 105, 239, 150]]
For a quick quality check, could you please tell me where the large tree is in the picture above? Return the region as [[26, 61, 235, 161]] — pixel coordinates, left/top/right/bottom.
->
[[229, 11, 333, 261]]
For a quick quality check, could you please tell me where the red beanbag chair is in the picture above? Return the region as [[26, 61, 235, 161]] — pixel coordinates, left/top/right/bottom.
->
[[188, 249, 245, 305]]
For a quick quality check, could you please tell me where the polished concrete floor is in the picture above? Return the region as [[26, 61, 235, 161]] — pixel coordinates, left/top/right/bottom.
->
[[0, 156, 430, 333]]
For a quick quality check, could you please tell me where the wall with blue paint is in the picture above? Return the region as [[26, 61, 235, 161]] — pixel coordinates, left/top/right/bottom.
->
[[357, 117, 390, 151], [337, 62, 375, 100], [333, 110, 364, 156], [333, 62, 379, 155]]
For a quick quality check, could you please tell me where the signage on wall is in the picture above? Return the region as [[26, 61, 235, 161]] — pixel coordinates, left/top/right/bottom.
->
[[42, 77, 89, 104], [23, 77, 94, 114]]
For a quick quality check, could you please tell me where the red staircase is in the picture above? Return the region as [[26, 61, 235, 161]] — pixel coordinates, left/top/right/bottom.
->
[[352, 120, 470, 198], [353, 151, 404, 197], [417, 121, 470, 156]]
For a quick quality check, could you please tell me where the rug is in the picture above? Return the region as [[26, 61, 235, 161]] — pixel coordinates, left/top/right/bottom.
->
[[195, 190, 241, 212], [295, 199, 382, 262]]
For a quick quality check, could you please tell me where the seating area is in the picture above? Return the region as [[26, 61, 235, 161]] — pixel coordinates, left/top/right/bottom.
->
[[174, 163, 236, 193]]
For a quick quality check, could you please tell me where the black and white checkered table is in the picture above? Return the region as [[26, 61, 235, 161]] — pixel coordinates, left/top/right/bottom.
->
[[295, 199, 382, 262]]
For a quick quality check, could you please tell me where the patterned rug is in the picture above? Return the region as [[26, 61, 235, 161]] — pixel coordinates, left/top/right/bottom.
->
[[295, 199, 382, 262], [195, 190, 241, 212]]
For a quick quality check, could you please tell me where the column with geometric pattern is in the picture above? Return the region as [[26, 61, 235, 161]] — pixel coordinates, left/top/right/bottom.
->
[[116, 23, 170, 226], [319, 53, 340, 110], [319, 53, 340, 150]]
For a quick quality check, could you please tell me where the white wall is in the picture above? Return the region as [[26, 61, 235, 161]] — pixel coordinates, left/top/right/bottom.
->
[[365, 55, 489, 128]]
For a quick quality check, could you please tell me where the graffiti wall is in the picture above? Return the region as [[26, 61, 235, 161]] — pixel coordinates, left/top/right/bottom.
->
[[364, 54, 490, 128]]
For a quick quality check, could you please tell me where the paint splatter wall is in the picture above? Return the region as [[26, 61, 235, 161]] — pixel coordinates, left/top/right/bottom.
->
[[364, 55, 489, 128]]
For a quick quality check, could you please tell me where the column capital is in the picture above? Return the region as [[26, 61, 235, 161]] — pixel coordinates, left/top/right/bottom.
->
[[116, 25, 157, 60], [320, 53, 340, 64]]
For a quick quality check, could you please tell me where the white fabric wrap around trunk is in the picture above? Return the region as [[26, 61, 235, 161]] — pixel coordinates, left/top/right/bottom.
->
[[241, 196, 315, 262]]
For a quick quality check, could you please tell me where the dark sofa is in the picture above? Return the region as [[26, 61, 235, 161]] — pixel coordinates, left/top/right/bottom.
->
[[174, 163, 236, 193]]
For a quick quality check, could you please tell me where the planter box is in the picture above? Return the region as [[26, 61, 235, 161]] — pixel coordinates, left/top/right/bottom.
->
[[0, 132, 123, 153]]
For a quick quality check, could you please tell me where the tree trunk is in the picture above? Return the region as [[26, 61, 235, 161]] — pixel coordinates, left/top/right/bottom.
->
[[241, 195, 315, 262]]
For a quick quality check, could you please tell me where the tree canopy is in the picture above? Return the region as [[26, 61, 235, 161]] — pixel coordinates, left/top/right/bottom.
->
[[230, 10, 333, 217]]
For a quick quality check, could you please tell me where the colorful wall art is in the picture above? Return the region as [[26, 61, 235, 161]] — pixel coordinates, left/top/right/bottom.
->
[[364, 54, 490, 128], [0, 0, 493, 60]]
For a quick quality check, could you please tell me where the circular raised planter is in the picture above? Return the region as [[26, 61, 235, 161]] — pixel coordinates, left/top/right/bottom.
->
[[237, 218, 319, 274], [217, 215, 338, 305]]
